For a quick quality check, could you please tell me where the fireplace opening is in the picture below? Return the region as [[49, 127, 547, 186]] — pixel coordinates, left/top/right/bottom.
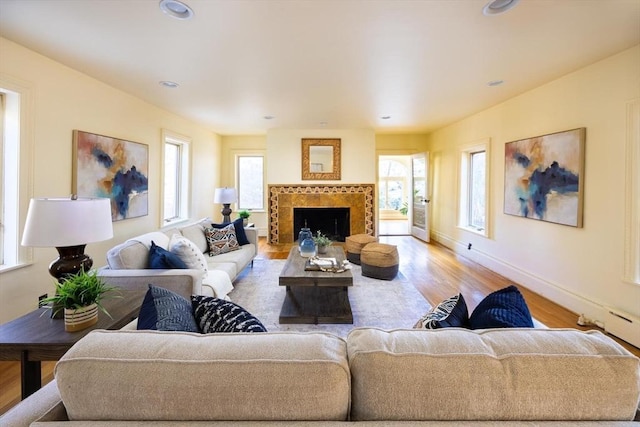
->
[[294, 207, 350, 242]]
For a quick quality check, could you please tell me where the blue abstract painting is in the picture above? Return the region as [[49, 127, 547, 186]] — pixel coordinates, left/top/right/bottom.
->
[[74, 130, 149, 221], [504, 128, 585, 227]]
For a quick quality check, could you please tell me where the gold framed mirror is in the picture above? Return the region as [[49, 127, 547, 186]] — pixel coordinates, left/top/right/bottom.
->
[[301, 138, 341, 180]]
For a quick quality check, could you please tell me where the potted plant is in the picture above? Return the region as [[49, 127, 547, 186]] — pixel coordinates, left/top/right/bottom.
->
[[313, 230, 333, 254], [41, 269, 119, 332], [238, 209, 251, 226]]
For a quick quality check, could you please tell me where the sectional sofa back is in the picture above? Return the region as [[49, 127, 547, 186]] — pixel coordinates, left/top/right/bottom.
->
[[53, 328, 640, 423], [105, 219, 211, 270]]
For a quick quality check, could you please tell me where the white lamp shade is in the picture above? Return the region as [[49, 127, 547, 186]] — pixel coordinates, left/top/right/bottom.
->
[[21, 197, 113, 247], [214, 187, 237, 204]]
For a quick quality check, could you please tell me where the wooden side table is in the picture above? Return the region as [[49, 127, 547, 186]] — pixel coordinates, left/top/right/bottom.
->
[[0, 289, 146, 399]]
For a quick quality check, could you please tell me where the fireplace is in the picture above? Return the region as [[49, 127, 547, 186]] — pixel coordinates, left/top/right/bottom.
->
[[294, 207, 350, 242], [268, 184, 375, 243]]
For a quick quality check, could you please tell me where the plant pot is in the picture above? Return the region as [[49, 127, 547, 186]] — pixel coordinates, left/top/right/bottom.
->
[[317, 244, 328, 254], [64, 303, 98, 332], [242, 218, 248, 226]]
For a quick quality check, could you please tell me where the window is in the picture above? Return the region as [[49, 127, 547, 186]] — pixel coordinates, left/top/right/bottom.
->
[[162, 131, 190, 226], [237, 155, 264, 211], [459, 140, 490, 237], [469, 151, 486, 230], [0, 77, 34, 272]]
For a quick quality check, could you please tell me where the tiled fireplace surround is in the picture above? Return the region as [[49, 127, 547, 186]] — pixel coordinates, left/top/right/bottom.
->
[[268, 184, 375, 244]]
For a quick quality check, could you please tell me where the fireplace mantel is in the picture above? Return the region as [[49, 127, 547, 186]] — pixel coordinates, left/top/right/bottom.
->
[[268, 184, 375, 244]]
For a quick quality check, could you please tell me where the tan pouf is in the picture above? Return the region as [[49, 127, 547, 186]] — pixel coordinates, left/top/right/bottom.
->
[[360, 242, 399, 280], [345, 234, 378, 265]]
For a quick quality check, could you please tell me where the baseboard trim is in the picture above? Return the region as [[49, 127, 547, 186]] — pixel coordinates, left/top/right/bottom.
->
[[430, 230, 608, 324]]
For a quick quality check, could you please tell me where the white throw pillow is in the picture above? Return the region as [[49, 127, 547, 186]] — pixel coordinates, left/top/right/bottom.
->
[[169, 234, 234, 299], [169, 234, 208, 274]]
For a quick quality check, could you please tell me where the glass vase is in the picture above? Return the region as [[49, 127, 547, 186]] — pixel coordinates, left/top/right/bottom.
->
[[298, 228, 313, 251], [300, 237, 316, 257]]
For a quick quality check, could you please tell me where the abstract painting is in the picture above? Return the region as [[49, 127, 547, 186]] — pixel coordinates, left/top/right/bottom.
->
[[504, 128, 585, 227], [73, 130, 149, 221]]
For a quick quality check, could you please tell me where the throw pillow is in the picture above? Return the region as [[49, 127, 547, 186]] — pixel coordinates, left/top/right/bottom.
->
[[413, 293, 469, 329], [148, 241, 188, 269], [204, 224, 240, 256], [469, 285, 534, 329], [137, 285, 199, 332], [191, 295, 267, 333], [211, 218, 250, 246], [169, 234, 208, 274]]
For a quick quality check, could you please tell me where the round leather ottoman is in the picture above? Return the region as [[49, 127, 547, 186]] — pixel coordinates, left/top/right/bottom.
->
[[360, 243, 399, 280], [345, 234, 378, 265]]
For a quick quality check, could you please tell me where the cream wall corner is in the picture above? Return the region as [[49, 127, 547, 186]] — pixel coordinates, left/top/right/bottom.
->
[[426, 45, 640, 322], [0, 37, 222, 323], [266, 128, 376, 184]]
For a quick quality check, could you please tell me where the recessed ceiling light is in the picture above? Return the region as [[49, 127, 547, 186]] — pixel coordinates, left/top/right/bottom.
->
[[264, 115, 275, 120], [159, 0, 194, 20], [487, 80, 504, 87], [380, 115, 391, 120], [159, 80, 179, 88], [482, 0, 519, 16]]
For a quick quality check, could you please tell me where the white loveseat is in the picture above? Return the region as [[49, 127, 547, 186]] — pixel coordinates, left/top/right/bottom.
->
[[98, 218, 258, 300]]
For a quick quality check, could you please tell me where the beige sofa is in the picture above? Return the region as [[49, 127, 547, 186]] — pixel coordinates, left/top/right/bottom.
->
[[98, 218, 258, 300], [2, 327, 639, 426]]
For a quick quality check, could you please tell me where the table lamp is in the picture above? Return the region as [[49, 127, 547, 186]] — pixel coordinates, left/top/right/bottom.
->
[[21, 196, 113, 316], [214, 187, 237, 223]]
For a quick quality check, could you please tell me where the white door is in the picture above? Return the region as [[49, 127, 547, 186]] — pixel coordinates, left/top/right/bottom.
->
[[411, 153, 430, 242]]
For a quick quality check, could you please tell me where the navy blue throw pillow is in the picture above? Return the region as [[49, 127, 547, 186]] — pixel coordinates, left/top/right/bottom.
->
[[191, 295, 267, 333], [414, 293, 469, 329], [211, 218, 250, 246], [148, 241, 188, 269], [469, 285, 534, 329], [137, 285, 199, 332]]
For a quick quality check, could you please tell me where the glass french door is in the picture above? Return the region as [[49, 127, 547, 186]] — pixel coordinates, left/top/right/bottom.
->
[[411, 153, 430, 242]]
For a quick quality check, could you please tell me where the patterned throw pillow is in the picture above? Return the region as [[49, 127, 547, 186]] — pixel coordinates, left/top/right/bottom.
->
[[191, 295, 267, 333], [469, 285, 534, 329], [148, 241, 188, 269], [204, 224, 240, 256], [137, 285, 199, 332], [211, 218, 250, 246], [413, 293, 469, 329]]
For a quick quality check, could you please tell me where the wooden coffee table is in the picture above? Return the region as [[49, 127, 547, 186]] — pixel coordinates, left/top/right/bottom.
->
[[0, 288, 146, 399], [279, 246, 353, 324]]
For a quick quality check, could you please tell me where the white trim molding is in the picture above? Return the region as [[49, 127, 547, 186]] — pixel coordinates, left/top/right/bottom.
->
[[623, 99, 640, 285]]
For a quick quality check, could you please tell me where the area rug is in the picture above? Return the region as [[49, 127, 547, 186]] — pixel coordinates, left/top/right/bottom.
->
[[228, 259, 432, 337]]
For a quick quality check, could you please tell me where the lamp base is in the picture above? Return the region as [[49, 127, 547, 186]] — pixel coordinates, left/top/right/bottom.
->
[[221, 203, 232, 224], [48, 245, 93, 319]]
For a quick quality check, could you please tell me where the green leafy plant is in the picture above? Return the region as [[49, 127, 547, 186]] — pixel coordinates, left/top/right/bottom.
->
[[313, 230, 332, 247], [41, 269, 119, 318], [238, 210, 251, 219]]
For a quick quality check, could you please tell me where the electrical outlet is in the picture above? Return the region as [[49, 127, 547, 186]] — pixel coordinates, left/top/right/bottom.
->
[[467, 243, 472, 250], [38, 293, 48, 307]]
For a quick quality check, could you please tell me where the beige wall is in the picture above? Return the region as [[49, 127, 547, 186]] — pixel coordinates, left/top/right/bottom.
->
[[376, 134, 428, 153], [426, 45, 640, 321], [266, 128, 376, 184], [0, 38, 222, 323]]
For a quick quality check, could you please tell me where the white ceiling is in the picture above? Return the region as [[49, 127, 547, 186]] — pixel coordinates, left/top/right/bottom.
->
[[0, 0, 639, 135]]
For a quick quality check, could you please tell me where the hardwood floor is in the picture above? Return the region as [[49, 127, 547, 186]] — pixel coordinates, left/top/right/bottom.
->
[[258, 236, 640, 357], [1, 235, 638, 415]]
